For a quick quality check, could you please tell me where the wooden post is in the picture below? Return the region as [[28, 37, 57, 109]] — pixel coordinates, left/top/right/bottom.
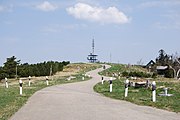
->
[[146, 79, 150, 88]]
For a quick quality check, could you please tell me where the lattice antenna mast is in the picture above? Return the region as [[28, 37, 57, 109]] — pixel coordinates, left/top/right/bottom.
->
[[92, 38, 95, 55]]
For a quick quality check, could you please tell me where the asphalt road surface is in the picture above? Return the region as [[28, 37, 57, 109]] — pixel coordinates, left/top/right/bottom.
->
[[10, 65, 180, 120]]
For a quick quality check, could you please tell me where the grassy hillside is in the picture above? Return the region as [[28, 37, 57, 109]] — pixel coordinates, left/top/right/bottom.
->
[[95, 64, 180, 112], [0, 63, 100, 120]]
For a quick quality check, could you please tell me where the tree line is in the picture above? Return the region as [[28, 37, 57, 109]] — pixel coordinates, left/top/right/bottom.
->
[[0, 56, 70, 80], [148, 49, 180, 78]]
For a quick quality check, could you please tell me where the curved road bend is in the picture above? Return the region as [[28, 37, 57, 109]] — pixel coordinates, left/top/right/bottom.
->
[[10, 65, 180, 120]]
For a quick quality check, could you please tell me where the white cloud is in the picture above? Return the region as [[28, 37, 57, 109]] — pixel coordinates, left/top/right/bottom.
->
[[66, 3, 130, 24], [36, 1, 57, 11]]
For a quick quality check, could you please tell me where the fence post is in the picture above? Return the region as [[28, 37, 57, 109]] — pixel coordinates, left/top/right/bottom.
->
[[5, 77, 8, 88], [101, 76, 104, 84], [19, 79, 23, 95], [28, 76, 31, 87], [46, 76, 49, 86], [152, 81, 156, 102], [125, 79, 129, 97], [109, 77, 113, 92]]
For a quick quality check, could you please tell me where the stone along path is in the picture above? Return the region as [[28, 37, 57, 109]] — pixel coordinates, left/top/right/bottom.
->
[[10, 65, 180, 120]]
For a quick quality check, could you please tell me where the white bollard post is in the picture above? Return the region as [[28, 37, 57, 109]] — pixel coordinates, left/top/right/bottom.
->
[[82, 77, 85, 80], [164, 88, 168, 96], [118, 72, 121, 79], [101, 76, 104, 84], [152, 81, 156, 102], [109, 80, 112, 92], [125, 79, 129, 97], [28, 76, 31, 87], [46, 76, 49, 86], [19, 79, 23, 95], [109, 77, 113, 92], [5, 77, 8, 88]]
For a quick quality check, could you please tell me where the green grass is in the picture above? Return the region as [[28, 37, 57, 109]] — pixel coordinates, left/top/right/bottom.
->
[[0, 64, 98, 120], [99, 63, 149, 77], [94, 78, 180, 113], [96, 63, 180, 112]]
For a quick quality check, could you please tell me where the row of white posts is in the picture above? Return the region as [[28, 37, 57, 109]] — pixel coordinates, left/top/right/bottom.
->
[[5, 74, 86, 96], [101, 76, 157, 102], [4, 76, 50, 95]]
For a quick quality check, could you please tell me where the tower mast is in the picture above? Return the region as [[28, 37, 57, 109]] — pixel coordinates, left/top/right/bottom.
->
[[87, 37, 98, 63], [92, 38, 94, 55]]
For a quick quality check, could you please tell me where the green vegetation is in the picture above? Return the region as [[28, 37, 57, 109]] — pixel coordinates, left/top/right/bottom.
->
[[0, 63, 100, 120], [0, 56, 70, 80], [94, 79, 180, 112], [149, 49, 180, 78], [95, 64, 180, 112], [0, 77, 86, 120], [99, 64, 152, 78], [18, 61, 70, 77]]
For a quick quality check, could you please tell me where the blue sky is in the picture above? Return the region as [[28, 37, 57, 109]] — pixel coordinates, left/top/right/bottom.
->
[[0, 0, 180, 65]]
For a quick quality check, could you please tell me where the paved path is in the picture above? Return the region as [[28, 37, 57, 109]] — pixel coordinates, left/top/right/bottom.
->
[[10, 65, 180, 120]]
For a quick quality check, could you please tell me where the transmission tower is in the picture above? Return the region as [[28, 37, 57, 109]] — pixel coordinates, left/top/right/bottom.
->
[[87, 38, 98, 63]]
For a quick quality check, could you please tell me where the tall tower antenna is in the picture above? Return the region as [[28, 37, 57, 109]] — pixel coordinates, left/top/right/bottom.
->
[[92, 37, 95, 54], [87, 37, 98, 63]]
